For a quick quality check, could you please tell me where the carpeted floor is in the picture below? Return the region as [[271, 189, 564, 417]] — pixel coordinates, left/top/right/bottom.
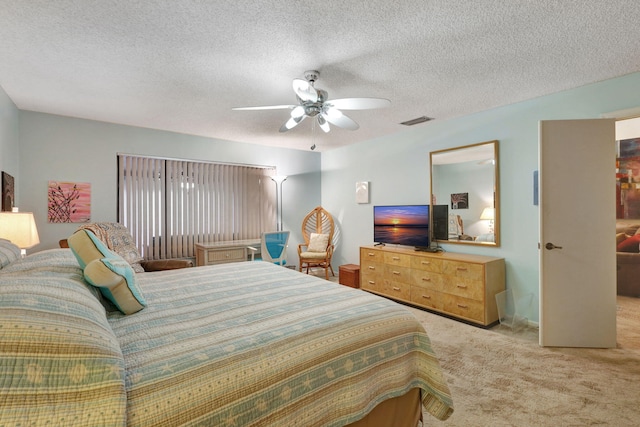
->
[[322, 270, 640, 425], [410, 296, 640, 426]]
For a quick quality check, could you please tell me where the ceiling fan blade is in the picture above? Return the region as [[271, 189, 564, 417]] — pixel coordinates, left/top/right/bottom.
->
[[325, 97, 391, 110], [322, 107, 359, 131], [279, 114, 306, 132], [232, 105, 296, 111], [292, 78, 318, 102]]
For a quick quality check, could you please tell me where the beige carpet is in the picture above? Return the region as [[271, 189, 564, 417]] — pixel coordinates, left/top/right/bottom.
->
[[322, 271, 640, 425], [410, 296, 640, 426]]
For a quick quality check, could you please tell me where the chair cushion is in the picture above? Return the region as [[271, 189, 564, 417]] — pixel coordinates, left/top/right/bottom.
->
[[308, 233, 329, 252], [84, 254, 146, 315], [617, 234, 640, 253], [300, 251, 328, 259]]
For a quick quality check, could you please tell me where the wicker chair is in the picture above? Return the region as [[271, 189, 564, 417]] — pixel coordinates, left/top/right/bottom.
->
[[61, 222, 193, 272], [298, 206, 335, 279]]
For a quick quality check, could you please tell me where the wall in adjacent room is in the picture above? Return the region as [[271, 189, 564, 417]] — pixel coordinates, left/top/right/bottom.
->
[[321, 71, 640, 323], [18, 111, 322, 254]]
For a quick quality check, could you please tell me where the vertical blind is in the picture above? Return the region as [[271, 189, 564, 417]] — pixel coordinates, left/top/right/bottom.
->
[[118, 154, 277, 260]]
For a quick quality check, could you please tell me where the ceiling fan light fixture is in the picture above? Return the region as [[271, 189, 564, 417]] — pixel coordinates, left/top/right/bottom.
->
[[317, 115, 330, 133]]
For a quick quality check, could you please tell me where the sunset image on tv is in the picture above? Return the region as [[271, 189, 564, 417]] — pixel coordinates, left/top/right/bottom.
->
[[373, 205, 430, 247]]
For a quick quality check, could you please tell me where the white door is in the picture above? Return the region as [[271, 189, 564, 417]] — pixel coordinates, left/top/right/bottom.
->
[[539, 119, 617, 348]]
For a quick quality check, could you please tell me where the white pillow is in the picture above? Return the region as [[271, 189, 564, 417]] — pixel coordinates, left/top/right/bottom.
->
[[308, 233, 329, 252]]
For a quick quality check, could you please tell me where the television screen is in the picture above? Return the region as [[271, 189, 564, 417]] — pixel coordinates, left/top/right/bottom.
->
[[373, 205, 430, 248]]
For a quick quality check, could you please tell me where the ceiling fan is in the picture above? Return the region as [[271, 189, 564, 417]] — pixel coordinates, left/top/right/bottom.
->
[[232, 70, 391, 133]]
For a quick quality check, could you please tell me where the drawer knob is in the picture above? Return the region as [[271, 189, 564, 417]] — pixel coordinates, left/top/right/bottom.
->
[[368, 252, 375, 256], [392, 271, 400, 275], [422, 295, 431, 299], [456, 267, 468, 271], [456, 284, 467, 289], [392, 256, 400, 260], [422, 277, 431, 282], [368, 280, 376, 285], [421, 261, 430, 265], [457, 303, 468, 309], [368, 266, 376, 270], [392, 286, 401, 291]]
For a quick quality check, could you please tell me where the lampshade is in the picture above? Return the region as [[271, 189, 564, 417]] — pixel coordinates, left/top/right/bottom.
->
[[480, 207, 495, 220], [0, 212, 40, 250]]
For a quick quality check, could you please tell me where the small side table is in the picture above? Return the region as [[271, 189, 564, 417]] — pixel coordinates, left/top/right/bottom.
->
[[339, 264, 360, 288]]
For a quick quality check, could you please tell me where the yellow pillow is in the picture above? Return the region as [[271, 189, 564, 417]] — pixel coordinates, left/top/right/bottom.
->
[[67, 229, 110, 269], [68, 229, 146, 315], [84, 255, 146, 315]]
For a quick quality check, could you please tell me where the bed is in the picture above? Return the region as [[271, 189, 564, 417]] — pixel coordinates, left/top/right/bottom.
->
[[0, 235, 453, 426]]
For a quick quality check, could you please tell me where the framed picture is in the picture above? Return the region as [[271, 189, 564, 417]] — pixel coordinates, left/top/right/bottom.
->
[[48, 181, 91, 223], [451, 192, 468, 209], [2, 172, 14, 212]]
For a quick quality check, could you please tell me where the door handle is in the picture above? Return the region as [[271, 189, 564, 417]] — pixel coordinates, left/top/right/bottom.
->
[[545, 242, 563, 250]]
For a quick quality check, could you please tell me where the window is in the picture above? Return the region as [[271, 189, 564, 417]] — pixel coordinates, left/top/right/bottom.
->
[[118, 154, 276, 260]]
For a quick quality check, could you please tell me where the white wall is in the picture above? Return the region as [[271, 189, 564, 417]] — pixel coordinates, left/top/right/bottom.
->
[[17, 111, 322, 256], [0, 86, 19, 199], [322, 71, 640, 323]]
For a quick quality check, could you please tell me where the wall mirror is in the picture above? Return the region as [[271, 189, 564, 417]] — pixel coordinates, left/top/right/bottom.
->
[[430, 140, 500, 246]]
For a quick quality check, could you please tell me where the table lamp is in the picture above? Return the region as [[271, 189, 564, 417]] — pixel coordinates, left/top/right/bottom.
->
[[0, 211, 40, 257], [480, 207, 495, 234]]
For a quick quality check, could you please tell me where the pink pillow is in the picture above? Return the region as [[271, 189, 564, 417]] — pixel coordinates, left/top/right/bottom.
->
[[617, 234, 640, 252]]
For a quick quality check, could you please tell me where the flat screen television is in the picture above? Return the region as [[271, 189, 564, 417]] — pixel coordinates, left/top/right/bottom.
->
[[373, 205, 430, 249]]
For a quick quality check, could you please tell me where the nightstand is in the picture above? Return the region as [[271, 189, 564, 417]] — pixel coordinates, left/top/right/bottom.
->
[[339, 264, 360, 288]]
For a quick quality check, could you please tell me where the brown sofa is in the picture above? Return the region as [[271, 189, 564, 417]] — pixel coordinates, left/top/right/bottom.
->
[[616, 223, 640, 297]]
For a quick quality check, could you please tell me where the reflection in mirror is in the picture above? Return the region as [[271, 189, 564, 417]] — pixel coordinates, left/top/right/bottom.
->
[[430, 140, 499, 246]]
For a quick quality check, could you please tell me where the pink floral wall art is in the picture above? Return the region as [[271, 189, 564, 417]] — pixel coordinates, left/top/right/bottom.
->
[[48, 181, 91, 223]]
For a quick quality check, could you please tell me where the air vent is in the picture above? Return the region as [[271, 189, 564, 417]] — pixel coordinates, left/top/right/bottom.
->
[[400, 116, 434, 126]]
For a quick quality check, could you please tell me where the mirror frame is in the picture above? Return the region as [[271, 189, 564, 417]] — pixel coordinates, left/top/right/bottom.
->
[[430, 140, 500, 247]]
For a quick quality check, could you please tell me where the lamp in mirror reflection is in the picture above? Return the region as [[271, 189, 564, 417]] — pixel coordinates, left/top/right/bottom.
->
[[0, 211, 40, 257], [270, 176, 288, 231], [480, 207, 495, 234]]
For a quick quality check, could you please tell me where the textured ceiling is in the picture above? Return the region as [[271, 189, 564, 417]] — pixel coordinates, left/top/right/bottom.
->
[[1, 1, 640, 152]]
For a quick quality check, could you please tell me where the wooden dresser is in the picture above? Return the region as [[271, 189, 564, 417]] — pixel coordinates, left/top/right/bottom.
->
[[360, 246, 505, 327]]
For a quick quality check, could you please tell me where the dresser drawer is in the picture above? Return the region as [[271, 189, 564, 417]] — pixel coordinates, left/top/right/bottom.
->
[[384, 264, 412, 284], [361, 260, 383, 278], [361, 271, 384, 293], [442, 260, 484, 281], [411, 269, 444, 291], [410, 286, 442, 311], [411, 256, 443, 273], [385, 280, 411, 301], [441, 293, 484, 322], [207, 248, 246, 263], [361, 248, 384, 263], [442, 277, 484, 301], [384, 252, 411, 268]]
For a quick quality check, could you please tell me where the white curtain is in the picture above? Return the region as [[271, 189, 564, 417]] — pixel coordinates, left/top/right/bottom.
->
[[118, 154, 276, 259]]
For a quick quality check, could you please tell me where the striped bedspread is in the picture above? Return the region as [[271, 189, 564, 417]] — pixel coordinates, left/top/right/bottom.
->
[[111, 261, 453, 426]]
